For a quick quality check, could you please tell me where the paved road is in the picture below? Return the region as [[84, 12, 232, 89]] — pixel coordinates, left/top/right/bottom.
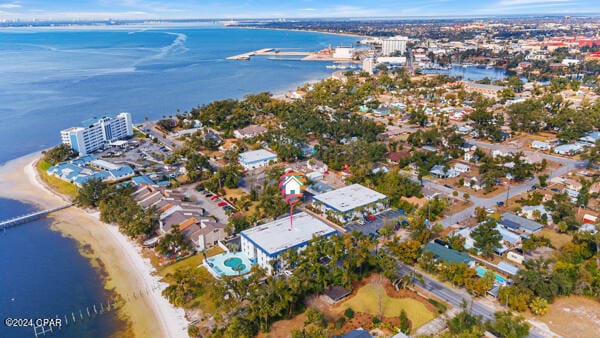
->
[[397, 263, 496, 322], [397, 263, 547, 338], [424, 141, 588, 227]]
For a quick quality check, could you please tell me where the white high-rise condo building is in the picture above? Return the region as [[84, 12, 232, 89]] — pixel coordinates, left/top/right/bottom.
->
[[60, 112, 134, 155], [382, 36, 408, 56]]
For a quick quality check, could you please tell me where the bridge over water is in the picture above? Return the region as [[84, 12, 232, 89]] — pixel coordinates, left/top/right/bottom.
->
[[0, 203, 73, 230]]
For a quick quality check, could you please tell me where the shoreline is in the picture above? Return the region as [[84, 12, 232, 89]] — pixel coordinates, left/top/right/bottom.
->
[[0, 153, 188, 338], [228, 25, 368, 39]]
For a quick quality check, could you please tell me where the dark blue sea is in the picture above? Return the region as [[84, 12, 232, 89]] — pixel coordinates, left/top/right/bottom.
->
[[0, 198, 121, 338], [0, 26, 357, 337], [0, 26, 357, 165]]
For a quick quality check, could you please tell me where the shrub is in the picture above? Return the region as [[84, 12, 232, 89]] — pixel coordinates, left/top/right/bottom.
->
[[344, 307, 355, 319]]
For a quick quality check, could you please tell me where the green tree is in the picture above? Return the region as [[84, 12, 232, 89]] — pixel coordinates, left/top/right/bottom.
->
[[529, 296, 549, 316], [399, 309, 410, 333], [76, 178, 111, 207], [388, 239, 422, 264], [157, 225, 191, 256], [185, 153, 211, 182], [489, 311, 530, 338], [187, 325, 200, 337], [471, 218, 502, 257], [42, 144, 77, 165], [498, 286, 533, 312], [344, 307, 355, 319], [447, 301, 485, 336]]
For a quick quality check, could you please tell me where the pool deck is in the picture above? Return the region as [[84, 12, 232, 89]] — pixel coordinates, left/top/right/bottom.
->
[[203, 251, 254, 279]]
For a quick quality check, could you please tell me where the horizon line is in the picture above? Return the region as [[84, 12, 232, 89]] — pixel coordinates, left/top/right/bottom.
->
[[3, 13, 600, 23]]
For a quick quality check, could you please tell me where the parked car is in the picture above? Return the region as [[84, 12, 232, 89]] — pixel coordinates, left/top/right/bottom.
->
[[496, 201, 504, 207], [210, 195, 219, 201], [551, 188, 560, 192], [366, 214, 376, 221], [218, 201, 227, 207]]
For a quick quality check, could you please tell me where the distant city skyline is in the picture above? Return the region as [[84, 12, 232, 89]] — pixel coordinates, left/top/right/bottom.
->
[[1, 0, 600, 21]]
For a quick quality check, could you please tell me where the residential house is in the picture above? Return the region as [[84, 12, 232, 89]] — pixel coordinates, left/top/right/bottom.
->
[[563, 178, 583, 192], [499, 213, 544, 234], [430, 165, 448, 178], [580, 131, 600, 144], [554, 144, 583, 155], [307, 159, 328, 173], [387, 150, 411, 164], [453, 163, 471, 174], [181, 219, 228, 251], [233, 125, 268, 139], [531, 140, 551, 151], [464, 176, 483, 191], [521, 205, 550, 223], [423, 242, 474, 266]]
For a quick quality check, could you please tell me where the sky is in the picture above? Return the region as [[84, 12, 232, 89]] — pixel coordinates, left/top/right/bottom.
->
[[0, 0, 599, 21]]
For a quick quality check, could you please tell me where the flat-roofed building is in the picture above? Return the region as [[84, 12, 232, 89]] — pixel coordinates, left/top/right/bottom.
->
[[240, 212, 337, 274], [239, 149, 278, 170], [312, 184, 387, 222]]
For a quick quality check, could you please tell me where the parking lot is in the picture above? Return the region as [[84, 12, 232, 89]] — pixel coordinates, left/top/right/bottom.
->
[[96, 138, 169, 170], [345, 209, 406, 237], [179, 186, 231, 223]]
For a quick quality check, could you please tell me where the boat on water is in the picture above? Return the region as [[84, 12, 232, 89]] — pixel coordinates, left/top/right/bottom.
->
[[326, 65, 337, 69]]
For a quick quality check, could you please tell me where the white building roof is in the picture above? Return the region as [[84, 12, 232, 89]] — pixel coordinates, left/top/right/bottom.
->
[[90, 159, 121, 171], [241, 212, 336, 256], [239, 149, 277, 164], [313, 184, 387, 213]]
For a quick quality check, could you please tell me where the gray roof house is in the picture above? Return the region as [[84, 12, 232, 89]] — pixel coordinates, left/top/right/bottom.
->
[[500, 212, 544, 234]]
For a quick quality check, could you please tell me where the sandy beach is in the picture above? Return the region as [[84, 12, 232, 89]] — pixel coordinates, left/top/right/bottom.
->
[[0, 152, 188, 338]]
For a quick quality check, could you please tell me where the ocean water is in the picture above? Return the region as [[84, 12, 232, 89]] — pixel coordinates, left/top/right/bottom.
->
[[0, 198, 122, 338], [0, 26, 356, 165], [0, 26, 356, 337]]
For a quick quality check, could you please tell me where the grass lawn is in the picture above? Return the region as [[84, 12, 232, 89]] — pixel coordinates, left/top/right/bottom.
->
[[539, 228, 572, 249], [158, 246, 224, 277], [339, 283, 435, 330], [36, 160, 78, 200], [158, 247, 224, 313], [223, 187, 258, 214]]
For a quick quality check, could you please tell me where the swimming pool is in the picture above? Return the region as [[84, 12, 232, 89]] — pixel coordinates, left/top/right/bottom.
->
[[476, 266, 507, 285], [205, 252, 253, 277]]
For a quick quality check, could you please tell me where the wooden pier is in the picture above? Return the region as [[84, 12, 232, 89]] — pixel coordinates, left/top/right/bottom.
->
[[226, 48, 312, 60], [0, 203, 73, 230]]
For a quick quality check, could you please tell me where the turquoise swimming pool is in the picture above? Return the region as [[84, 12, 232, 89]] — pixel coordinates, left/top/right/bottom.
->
[[476, 266, 507, 285], [205, 252, 253, 277]]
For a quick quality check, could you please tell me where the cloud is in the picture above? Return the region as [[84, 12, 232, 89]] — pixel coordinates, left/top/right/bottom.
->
[[0, 3, 21, 9]]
